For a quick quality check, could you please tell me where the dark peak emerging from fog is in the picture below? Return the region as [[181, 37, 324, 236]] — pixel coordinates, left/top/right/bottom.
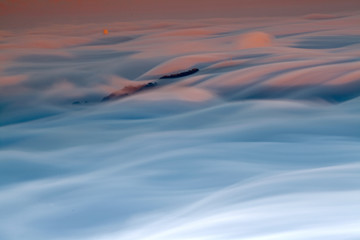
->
[[102, 82, 157, 102]]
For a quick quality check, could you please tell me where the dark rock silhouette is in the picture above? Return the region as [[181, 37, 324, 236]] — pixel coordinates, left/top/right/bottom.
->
[[160, 68, 199, 79], [102, 82, 157, 101], [102, 68, 199, 102]]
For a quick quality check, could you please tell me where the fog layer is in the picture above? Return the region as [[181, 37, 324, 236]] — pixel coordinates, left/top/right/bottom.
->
[[1, 14, 360, 240]]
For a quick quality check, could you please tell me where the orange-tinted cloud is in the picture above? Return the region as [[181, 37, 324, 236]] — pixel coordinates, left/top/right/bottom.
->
[[0, 74, 27, 87], [235, 32, 273, 49]]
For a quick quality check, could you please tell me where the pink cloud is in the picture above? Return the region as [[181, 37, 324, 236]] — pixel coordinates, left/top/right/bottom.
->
[[235, 32, 273, 49], [1, 0, 360, 28], [0, 75, 27, 87]]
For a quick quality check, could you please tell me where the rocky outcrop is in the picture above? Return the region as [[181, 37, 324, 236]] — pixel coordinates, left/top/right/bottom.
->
[[102, 68, 200, 102], [160, 68, 199, 79], [102, 82, 157, 101]]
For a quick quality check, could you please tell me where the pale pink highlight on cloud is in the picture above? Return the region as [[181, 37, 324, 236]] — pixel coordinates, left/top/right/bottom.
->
[[138, 86, 215, 103], [326, 70, 360, 85], [235, 32, 273, 49], [0, 75, 27, 87]]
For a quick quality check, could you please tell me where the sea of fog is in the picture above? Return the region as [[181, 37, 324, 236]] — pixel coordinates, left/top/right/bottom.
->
[[1, 14, 360, 240]]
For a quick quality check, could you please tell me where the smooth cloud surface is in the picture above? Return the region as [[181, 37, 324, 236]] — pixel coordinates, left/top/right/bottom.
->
[[1, 13, 360, 240]]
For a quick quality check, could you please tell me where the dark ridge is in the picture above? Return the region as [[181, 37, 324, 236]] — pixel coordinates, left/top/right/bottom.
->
[[102, 68, 199, 102], [72, 100, 88, 105], [102, 82, 157, 102], [216, 80, 360, 103], [294, 35, 360, 49], [160, 68, 199, 79]]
